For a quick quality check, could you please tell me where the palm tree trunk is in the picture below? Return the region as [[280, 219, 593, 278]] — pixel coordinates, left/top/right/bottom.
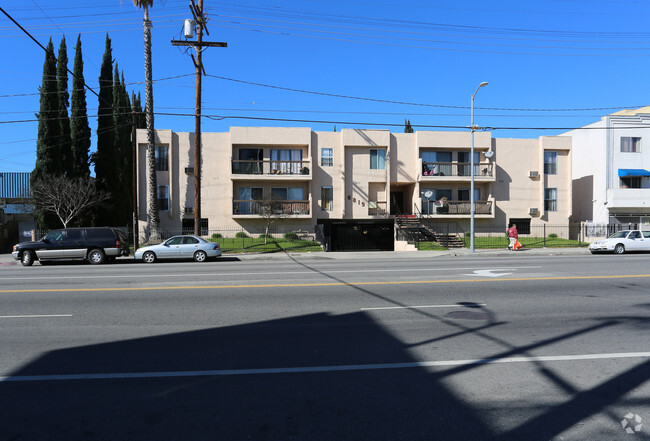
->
[[143, 5, 160, 241]]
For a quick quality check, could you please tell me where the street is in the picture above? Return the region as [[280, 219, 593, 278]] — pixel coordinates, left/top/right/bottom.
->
[[0, 253, 649, 440]]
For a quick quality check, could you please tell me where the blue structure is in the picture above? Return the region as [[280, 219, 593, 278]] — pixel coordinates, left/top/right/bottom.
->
[[0, 172, 31, 199]]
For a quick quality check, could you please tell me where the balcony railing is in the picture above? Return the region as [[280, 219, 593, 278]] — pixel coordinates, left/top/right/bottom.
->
[[421, 162, 493, 178], [368, 201, 387, 216], [421, 200, 492, 215], [233, 200, 310, 215], [232, 160, 311, 176]]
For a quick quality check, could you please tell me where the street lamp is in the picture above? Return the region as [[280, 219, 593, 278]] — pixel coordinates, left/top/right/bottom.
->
[[470, 81, 488, 253]]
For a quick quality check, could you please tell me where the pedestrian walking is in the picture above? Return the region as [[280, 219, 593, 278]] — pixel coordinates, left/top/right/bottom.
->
[[507, 223, 518, 251]]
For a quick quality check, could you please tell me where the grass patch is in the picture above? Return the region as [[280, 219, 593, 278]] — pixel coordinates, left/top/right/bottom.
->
[[463, 236, 588, 249], [211, 236, 323, 254], [417, 242, 449, 251]]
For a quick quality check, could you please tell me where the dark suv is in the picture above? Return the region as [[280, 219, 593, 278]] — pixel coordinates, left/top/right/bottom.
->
[[12, 227, 130, 266]]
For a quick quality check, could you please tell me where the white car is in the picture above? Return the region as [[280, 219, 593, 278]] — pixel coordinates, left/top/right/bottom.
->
[[134, 235, 222, 263], [588, 230, 650, 254]]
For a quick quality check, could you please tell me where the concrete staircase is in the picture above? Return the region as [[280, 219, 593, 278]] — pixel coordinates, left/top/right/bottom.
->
[[395, 216, 465, 249]]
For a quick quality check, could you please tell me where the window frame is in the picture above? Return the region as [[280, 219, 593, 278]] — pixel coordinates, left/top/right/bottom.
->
[[321, 148, 333, 167], [544, 151, 558, 175], [370, 149, 386, 170], [321, 186, 333, 211], [621, 137, 641, 153], [544, 187, 557, 212], [155, 145, 169, 172], [157, 185, 169, 211]]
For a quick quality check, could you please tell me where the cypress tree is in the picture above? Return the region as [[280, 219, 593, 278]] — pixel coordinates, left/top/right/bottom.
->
[[57, 37, 73, 177], [95, 34, 114, 198], [404, 119, 414, 133], [70, 34, 91, 179], [32, 38, 62, 230], [134, 91, 146, 128], [112, 66, 133, 225]]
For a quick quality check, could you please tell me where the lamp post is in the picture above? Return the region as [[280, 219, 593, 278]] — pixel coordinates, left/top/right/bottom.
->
[[470, 81, 488, 253]]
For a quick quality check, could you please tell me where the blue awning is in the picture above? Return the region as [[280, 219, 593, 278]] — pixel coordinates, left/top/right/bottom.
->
[[618, 169, 650, 177]]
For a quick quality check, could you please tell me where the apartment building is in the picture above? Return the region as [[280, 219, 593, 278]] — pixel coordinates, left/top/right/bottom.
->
[[564, 106, 650, 226], [135, 127, 571, 250]]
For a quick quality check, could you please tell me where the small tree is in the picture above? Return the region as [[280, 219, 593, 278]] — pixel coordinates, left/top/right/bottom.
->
[[257, 197, 287, 244], [31, 175, 109, 228], [404, 119, 414, 133]]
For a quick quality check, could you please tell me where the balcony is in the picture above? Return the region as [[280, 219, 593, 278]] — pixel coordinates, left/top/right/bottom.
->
[[420, 161, 495, 182], [606, 188, 650, 212], [420, 199, 494, 218], [231, 160, 311, 180], [233, 199, 311, 218]]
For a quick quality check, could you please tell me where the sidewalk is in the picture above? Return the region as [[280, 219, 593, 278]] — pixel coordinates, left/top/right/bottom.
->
[[0, 246, 590, 265]]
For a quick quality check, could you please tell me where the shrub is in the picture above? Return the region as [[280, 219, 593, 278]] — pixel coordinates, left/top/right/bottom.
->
[[235, 232, 249, 238], [211, 233, 222, 239], [259, 233, 272, 239], [548, 233, 558, 239], [283, 232, 299, 240]]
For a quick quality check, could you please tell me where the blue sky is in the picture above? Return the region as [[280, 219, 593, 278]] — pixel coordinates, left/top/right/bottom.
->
[[2, 0, 650, 172]]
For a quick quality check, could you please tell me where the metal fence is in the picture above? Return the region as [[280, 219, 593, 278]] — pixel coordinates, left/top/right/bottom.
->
[[137, 225, 321, 254]]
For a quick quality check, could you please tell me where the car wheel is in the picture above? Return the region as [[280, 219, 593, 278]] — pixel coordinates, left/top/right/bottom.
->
[[21, 251, 35, 266], [88, 249, 105, 264], [614, 243, 625, 254], [193, 250, 207, 262], [142, 251, 156, 264]]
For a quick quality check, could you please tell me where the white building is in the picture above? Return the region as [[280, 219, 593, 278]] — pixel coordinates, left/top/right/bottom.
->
[[565, 106, 650, 226]]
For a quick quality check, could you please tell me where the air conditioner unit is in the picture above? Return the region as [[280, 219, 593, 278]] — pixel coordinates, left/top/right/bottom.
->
[[184, 207, 194, 214], [529, 207, 539, 216], [529, 170, 539, 178], [185, 167, 194, 175]]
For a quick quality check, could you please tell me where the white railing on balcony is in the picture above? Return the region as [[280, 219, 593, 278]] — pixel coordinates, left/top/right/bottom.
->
[[421, 162, 493, 178], [232, 160, 311, 176]]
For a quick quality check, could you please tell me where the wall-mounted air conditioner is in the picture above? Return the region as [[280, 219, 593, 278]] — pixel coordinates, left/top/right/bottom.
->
[[529, 207, 539, 216], [185, 167, 194, 175], [529, 170, 539, 178], [184, 207, 193, 214]]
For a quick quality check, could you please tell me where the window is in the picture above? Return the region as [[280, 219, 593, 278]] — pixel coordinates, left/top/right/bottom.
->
[[237, 187, 262, 214], [155, 145, 169, 171], [321, 148, 333, 167], [544, 151, 557, 175], [420, 188, 451, 214], [271, 187, 304, 201], [271, 149, 302, 174], [458, 189, 480, 201], [544, 188, 557, 212], [182, 218, 208, 234], [237, 148, 263, 174], [321, 186, 333, 211], [157, 185, 169, 211], [370, 149, 386, 170], [422, 151, 452, 175], [620, 177, 641, 188], [509, 218, 531, 235], [621, 137, 641, 153]]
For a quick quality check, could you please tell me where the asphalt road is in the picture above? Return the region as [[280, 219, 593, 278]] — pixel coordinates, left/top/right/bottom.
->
[[0, 253, 649, 440]]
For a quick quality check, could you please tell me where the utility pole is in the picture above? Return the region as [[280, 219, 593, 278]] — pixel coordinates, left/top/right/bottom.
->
[[172, 0, 226, 236], [131, 92, 139, 251]]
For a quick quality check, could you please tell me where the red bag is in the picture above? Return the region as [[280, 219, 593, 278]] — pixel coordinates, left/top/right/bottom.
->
[[514, 239, 522, 250]]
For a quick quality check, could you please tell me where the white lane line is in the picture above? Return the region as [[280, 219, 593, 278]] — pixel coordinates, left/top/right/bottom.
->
[[3, 351, 648, 382], [361, 304, 486, 311], [0, 266, 542, 281], [0, 314, 73, 319]]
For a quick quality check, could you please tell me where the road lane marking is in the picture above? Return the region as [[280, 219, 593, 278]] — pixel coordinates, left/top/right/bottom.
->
[[468, 270, 512, 277], [361, 304, 487, 311], [0, 314, 72, 319], [3, 351, 649, 382], [1, 273, 650, 293], [0, 266, 542, 281]]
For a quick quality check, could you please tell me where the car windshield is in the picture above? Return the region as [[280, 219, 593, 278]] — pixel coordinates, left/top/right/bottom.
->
[[608, 231, 630, 239]]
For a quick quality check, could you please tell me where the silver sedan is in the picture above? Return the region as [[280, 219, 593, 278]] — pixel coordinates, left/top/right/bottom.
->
[[134, 235, 222, 263]]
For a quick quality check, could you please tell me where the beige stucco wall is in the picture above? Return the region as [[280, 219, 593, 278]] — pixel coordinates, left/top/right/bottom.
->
[[135, 127, 572, 237]]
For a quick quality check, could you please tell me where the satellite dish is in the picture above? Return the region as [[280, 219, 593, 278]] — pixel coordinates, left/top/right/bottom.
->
[[424, 191, 433, 199], [484, 151, 494, 159]]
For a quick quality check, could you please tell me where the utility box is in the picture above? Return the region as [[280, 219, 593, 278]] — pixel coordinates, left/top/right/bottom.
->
[[184, 19, 194, 38]]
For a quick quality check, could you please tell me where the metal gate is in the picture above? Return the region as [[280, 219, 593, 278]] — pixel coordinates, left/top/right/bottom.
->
[[329, 221, 394, 252]]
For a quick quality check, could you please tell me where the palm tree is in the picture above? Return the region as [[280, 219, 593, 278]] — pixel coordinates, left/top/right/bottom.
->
[[132, 0, 160, 241]]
